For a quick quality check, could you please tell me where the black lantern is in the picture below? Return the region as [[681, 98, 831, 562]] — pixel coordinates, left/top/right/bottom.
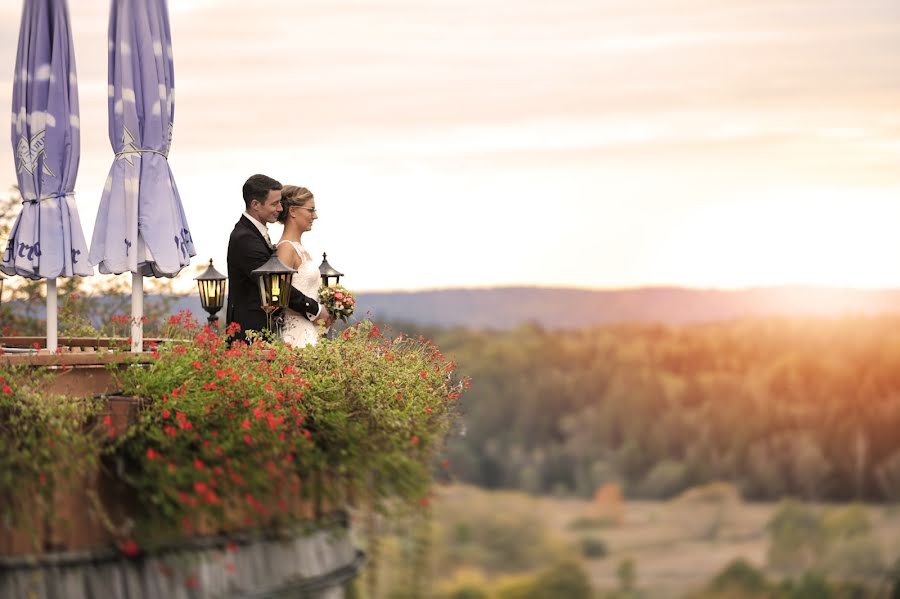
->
[[251, 255, 296, 331], [195, 259, 227, 325], [318, 252, 344, 287]]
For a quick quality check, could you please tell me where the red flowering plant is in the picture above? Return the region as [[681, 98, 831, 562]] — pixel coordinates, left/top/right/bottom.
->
[[109, 315, 468, 544]]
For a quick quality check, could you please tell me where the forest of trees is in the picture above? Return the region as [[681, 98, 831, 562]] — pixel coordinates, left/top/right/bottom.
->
[[404, 317, 900, 502]]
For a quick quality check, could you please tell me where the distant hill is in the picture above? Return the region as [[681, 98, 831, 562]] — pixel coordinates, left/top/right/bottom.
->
[[353, 286, 900, 329], [14, 286, 900, 331]]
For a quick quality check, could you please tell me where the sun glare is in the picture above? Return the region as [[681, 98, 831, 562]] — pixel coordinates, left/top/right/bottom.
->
[[657, 187, 900, 289]]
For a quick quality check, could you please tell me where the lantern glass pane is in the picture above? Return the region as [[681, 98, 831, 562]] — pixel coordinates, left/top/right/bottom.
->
[[274, 273, 292, 308], [271, 277, 281, 305], [197, 281, 209, 310], [214, 280, 226, 307], [258, 275, 270, 308]]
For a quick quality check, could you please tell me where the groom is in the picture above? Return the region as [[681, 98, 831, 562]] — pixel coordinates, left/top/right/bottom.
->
[[226, 173, 331, 343]]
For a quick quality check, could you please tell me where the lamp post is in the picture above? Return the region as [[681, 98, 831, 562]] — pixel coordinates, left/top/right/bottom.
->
[[318, 253, 344, 288], [251, 255, 296, 333], [318, 253, 344, 340], [194, 259, 227, 326]]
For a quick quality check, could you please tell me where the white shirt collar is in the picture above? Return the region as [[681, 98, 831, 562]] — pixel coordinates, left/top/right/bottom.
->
[[243, 211, 270, 240]]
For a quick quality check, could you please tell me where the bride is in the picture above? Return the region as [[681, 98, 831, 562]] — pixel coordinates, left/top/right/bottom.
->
[[274, 185, 329, 347]]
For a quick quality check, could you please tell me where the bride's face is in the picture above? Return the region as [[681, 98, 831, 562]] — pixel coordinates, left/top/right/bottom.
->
[[291, 201, 317, 233]]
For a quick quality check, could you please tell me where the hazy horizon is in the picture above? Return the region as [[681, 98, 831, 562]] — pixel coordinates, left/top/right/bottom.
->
[[41, 280, 900, 300]]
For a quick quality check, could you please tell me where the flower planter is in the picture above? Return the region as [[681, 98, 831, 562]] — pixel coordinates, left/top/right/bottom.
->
[[2, 320, 465, 598], [0, 346, 364, 597]]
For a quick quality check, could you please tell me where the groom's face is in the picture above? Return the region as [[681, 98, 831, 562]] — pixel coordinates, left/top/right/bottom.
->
[[254, 190, 283, 224]]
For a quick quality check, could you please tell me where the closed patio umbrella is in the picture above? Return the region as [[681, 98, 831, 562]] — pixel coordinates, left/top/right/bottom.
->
[[4, 0, 92, 352], [89, 0, 194, 351]]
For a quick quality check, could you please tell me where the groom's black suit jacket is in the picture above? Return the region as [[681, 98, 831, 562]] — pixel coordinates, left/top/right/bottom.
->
[[226, 215, 320, 343]]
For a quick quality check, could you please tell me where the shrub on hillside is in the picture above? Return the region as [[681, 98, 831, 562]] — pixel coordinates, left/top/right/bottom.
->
[[493, 574, 538, 599], [528, 560, 593, 599], [708, 559, 769, 594], [822, 537, 884, 580], [636, 459, 689, 499], [494, 561, 593, 599], [580, 536, 608, 559], [445, 587, 488, 599], [432, 488, 564, 574], [671, 482, 741, 540], [820, 503, 883, 580], [822, 504, 872, 541], [766, 501, 883, 580], [567, 515, 616, 531], [767, 500, 826, 573], [773, 573, 833, 599], [433, 568, 490, 599]]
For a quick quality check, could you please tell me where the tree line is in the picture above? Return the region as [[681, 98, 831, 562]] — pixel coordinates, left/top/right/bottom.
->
[[399, 317, 900, 501]]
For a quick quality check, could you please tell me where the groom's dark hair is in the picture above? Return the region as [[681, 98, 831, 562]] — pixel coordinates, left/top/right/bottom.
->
[[242, 174, 282, 208]]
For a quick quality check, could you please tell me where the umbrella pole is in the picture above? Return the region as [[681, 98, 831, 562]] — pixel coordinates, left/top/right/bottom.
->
[[131, 273, 143, 352], [46, 278, 58, 352]]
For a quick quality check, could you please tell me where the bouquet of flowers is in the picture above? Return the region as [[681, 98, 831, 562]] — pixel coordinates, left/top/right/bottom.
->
[[318, 284, 356, 322]]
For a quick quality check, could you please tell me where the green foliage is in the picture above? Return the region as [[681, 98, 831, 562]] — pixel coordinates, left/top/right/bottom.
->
[[483, 561, 592, 599], [433, 489, 563, 573], [636, 459, 688, 499], [378, 487, 570, 598], [566, 515, 616, 531], [432, 568, 491, 599], [527, 560, 592, 599], [417, 317, 900, 501], [817, 504, 884, 579], [1, 315, 467, 552], [579, 536, 608, 558], [686, 559, 880, 599], [445, 587, 488, 599], [0, 366, 104, 548], [773, 573, 833, 599], [822, 504, 872, 541], [708, 559, 769, 594], [671, 482, 740, 541], [822, 537, 883, 580], [494, 575, 538, 599], [767, 500, 827, 573], [109, 318, 466, 541], [766, 500, 885, 580], [617, 557, 637, 592]]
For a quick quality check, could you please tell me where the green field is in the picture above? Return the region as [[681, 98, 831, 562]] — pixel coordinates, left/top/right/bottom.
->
[[367, 484, 900, 598]]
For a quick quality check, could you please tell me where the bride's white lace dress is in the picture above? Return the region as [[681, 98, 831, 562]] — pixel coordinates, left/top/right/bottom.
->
[[277, 240, 320, 348]]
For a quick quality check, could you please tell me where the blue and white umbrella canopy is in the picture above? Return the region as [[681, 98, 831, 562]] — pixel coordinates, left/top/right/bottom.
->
[[89, 0, 194, 278], [4, 0, 91, 280]]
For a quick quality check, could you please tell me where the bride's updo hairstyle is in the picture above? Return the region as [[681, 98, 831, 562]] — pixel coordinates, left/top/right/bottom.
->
[[277, 185, 314, 224]]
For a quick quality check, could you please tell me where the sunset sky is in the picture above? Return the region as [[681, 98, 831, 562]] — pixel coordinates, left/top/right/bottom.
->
[[2, 0, 899, 292]]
